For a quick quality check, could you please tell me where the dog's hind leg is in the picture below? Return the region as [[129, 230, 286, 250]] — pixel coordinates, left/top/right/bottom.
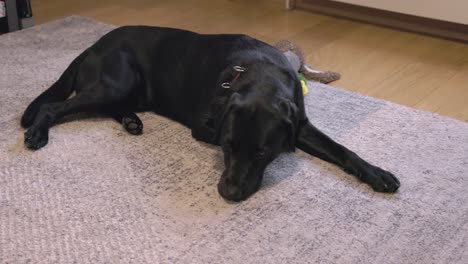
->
[[24, 84, 135, 149], [110, 112, 143, 135], [24, 49, 140, 149], [21, 51, 89, 128], [296, 119, 400, 193], [24, 90, 116, 149]]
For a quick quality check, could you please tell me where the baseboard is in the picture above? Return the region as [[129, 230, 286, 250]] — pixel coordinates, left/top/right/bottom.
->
[[294, 0, 468, 43]]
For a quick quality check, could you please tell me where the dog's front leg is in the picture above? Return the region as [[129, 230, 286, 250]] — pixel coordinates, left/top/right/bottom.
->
[[191, 119, 218, 144], [296, 119, 400, 192], [191, 127, 216, 144]]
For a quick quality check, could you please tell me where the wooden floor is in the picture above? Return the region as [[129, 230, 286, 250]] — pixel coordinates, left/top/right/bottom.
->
[[32, 0, 468, 121]]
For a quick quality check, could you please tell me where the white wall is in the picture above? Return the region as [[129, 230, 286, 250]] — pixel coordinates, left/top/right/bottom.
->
[[334, 0, 468, 25]]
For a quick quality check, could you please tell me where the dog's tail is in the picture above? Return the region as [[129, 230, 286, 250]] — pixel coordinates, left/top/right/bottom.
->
[[20, 50, 88, 128]]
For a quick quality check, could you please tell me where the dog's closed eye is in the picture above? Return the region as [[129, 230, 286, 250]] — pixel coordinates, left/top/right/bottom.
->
[[222, 139, 233, 153], [254, 149, 267, 160], [224, 145, 232, 153]]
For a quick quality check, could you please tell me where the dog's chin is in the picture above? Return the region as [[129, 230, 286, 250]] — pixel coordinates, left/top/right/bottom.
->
[[218, 184, 248, 202], [217, 181, 261, 202], [221, 195, 247, 204]]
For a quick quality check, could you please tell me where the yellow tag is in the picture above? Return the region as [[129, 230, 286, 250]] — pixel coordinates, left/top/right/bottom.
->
[[301, 80, 308, 95]]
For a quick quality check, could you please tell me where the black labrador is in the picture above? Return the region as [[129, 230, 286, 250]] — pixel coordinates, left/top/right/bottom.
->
[[21, 26, 400, 201]]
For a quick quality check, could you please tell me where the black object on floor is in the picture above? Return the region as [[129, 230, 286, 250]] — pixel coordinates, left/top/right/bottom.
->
[[0, 0, 33, 33]]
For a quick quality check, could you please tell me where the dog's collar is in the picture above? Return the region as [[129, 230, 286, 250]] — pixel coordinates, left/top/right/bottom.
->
[[221, 65, 246, 89]]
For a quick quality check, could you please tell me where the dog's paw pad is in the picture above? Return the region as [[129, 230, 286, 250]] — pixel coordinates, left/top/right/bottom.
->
[[24, 128, 49, 150], [122, 117, 143, 135], [367, 167, 400, 193]]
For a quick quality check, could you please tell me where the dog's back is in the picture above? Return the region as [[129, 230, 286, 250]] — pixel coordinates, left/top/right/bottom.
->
[[82, 26, 289, 125]]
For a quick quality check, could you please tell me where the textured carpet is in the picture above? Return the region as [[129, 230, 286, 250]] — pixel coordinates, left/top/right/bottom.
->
[[1, 16, 468, 264]]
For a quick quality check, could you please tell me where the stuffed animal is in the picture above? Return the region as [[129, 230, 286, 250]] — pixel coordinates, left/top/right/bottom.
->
[[274, 40, 341, 94]]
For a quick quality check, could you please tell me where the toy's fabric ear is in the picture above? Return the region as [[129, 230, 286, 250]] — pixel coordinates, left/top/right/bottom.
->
[[283, 50, 301, 72], [274, 39, 306, 65]]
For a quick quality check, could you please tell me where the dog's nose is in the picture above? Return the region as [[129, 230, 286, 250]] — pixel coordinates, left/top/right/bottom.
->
[[226, 184, 240, 197]]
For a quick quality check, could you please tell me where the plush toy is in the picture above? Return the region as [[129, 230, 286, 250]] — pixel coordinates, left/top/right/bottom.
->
[[274, 40, 341, 95]]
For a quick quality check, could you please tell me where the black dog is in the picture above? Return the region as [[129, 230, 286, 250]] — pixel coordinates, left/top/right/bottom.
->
[[21, 26, 400, 201]]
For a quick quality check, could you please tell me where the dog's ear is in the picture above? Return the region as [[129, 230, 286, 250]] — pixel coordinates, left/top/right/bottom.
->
[[277, 98, 299, 151], [209, 93, 241, 143], [193, 93, 240, 143]]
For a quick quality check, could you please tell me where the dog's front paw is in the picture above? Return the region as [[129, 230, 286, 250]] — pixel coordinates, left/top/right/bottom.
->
[[362, 166, 400, 193], [24, 128, 49, 150]]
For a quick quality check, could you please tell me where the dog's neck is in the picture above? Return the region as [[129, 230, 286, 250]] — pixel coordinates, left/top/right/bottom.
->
[[217, 61, 293, 93]]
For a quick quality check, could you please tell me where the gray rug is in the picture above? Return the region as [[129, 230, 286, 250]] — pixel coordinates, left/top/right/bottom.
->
[[1, 16, 467, 264]]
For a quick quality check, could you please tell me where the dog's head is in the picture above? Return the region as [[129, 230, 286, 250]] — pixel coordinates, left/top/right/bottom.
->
[[216, 92, 299, 201]]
